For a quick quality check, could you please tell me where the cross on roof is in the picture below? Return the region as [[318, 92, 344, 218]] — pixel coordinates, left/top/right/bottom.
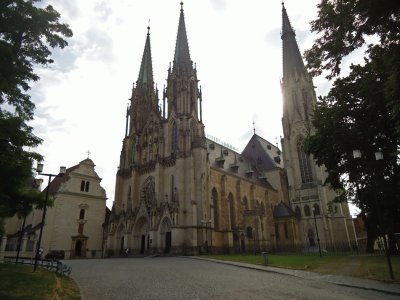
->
[[87, 150, 91, 158]]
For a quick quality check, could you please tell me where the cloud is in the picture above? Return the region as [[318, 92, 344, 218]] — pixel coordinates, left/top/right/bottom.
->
[[50, 43, 79, 73], [264, 28, 280, 46], [94, 1, 113, 21], [210, 0, 226, 11], [49, 0, 80, 20], [80, 29, 114, 61]]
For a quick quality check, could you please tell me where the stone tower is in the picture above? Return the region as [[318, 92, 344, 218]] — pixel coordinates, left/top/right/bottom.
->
[[106, 3, 208, 255], [280, 3, 356, 248]]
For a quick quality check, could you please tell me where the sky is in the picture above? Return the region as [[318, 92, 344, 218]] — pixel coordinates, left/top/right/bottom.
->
[[30, 0, 357, 212]]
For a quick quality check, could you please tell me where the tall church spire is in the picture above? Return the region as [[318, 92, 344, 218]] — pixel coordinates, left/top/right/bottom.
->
[[137, 26, 154, 86], [281, 3, 307, 81], [173, 2, 192, 71], [129, 26, 159, 134]]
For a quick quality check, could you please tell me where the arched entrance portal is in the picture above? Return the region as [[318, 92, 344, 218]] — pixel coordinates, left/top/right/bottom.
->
[[134, 217, 150, 255], [75, 240, 82, 256], [160, 218, 172, 253], [71, 236, 87, 258], [308, 229, 316, 247], [116, 224, 125, 255]]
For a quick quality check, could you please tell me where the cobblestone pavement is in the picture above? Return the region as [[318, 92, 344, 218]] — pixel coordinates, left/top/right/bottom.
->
[[67, 257, 399, 300]]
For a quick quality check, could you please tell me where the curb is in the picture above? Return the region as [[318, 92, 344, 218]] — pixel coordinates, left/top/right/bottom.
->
[[189, 256, 400, 297]]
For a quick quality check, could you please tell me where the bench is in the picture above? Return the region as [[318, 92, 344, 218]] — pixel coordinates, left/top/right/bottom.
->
[[56, 263, 72, 276]]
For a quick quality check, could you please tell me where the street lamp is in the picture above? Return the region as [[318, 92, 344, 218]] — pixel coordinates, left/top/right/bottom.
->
[[33, 163, 66, 272], [252, 227, 256, 255], [200, 219, 212, 254], [353, 149, 394, 280], [312, 206, 322, 257]]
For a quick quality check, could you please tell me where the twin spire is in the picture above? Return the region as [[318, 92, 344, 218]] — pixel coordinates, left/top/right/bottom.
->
[[137, 25, 153, 86], [281, 2, 307, 81], [173, 2, 192, 70], [136, 2, 192, 87]]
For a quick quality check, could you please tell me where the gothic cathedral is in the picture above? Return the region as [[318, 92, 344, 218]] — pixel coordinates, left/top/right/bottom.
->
[[105, 3, 356, 256]]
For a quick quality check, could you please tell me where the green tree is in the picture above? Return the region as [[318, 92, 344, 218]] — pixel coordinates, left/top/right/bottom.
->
[[0, 0, 72, 232], [0, 0, 73, 119], [304, 0, 400, 134], [304, 0, 400, 252]]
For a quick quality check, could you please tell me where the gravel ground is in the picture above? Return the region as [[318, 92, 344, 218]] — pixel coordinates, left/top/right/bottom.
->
[[67, 257, 399, 300]]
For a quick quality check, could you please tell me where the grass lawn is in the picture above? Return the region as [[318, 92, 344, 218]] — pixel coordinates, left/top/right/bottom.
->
[[0, 263, 80, 299], [207, 253, 400, 282]]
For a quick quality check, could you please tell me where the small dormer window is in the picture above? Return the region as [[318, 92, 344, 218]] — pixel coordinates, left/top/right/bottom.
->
[[267, 144, 271, 150], [85, 181, 90, 192], [80, 180, 90, 192], [80, 181, 85, 191]]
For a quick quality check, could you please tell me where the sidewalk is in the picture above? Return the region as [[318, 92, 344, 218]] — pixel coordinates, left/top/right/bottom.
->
[[191, 256, 400, 296]]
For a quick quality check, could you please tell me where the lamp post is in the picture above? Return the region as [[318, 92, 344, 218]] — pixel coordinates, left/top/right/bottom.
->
[[33, 163, 66, 272], [353, 149, 394, 280], [252, 227, 256, 255], [200, 219, 212, 254], [312, 207, 322, 257]]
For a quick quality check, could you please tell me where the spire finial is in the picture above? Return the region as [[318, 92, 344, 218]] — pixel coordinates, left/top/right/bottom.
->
[[180, 1, 184, 11], [253, 121, 256, 134], [87, 150, 91, 158], [147, 19, 150, 35]]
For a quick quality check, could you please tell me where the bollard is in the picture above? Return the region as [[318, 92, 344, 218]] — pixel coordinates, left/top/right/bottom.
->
[[262, 252, 268, 265]]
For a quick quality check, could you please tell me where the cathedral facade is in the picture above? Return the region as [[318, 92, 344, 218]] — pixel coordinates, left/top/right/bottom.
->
[[105, 3, 355, 256]]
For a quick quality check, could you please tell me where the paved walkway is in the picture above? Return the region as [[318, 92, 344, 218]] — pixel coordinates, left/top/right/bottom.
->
[[192, 256, 400, 296]]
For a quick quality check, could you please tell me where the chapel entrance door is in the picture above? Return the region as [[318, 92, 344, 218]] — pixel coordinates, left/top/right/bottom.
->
[[75, 240, 83, 256], [165, 232, 171, 253], [140, 235, 145, 254]]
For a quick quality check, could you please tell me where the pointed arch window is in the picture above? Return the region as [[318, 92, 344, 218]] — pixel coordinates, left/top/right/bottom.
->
[[212, 188, 219, 229], [297, 140, 313, 184], [313, 203, 321, 216], [295, 206, 301, 217], [304, 205, 311, 217], [171, 123, 178, 152]]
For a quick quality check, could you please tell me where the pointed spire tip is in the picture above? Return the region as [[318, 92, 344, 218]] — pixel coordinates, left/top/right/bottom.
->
[[180, 1, 184, 11]]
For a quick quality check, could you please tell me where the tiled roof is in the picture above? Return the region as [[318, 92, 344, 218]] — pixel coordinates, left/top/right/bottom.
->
[[273, 201, 296, 218], [207, 138, 276, 191], [42, 164, 79, 195]]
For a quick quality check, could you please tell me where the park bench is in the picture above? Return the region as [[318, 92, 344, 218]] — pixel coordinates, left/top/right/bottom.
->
[[56, 262, 72, 276]]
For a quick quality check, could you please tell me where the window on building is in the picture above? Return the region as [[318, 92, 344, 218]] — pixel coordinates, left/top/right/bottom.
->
[[171, 123, 178, 152], [85, 181, 90, 192], [275, 224, 280, 240], [284, 224, 289, 239], [295, 206, 301, 217], [243, 197, 249, 210], [297, 142, 313, 184], [304, 205, 311, 217], [80, 181, 90, 192], [79, 209, 85, 220], [313, 203, 321, 216], [246, 226, 253, 238], [212, 188, 219, 229]]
